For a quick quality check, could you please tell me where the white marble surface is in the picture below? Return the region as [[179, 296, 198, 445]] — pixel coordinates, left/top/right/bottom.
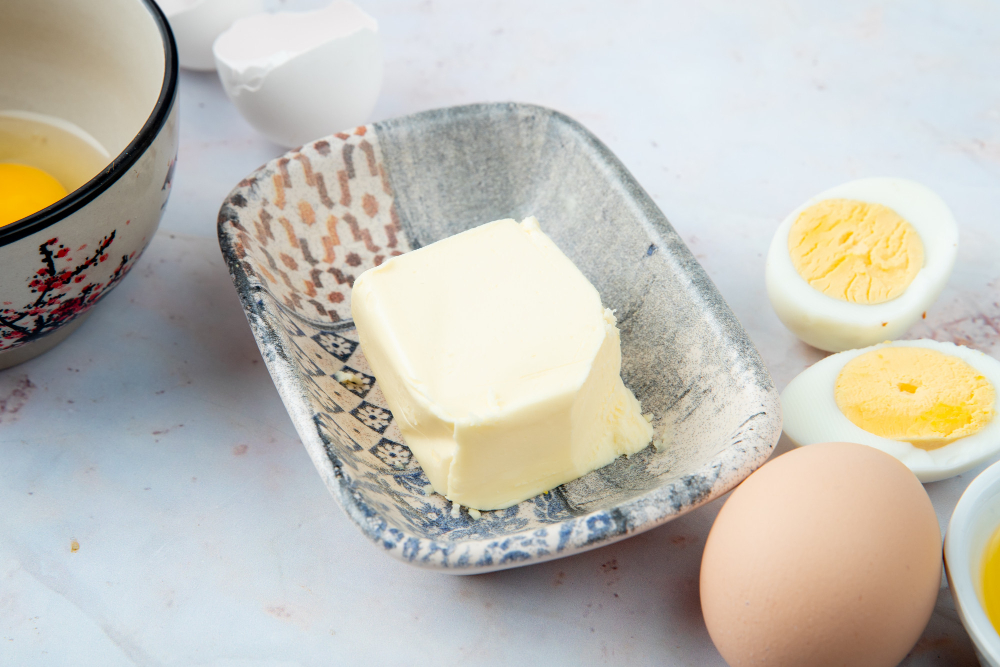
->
[[3, 1, 999, 664]]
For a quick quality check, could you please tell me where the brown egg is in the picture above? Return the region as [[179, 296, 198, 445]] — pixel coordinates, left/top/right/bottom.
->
[[700, 441, 941, 667]]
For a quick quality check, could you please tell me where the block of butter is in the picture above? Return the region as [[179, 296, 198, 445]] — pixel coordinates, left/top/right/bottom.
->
[[351, 217, 654, 510]]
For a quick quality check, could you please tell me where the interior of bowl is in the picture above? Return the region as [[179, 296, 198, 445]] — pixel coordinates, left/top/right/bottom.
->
[[968, 493, 1000, 608], [0, 0, 173, 248], [218, 103, 781, 569], [1, 0, 165, 159]]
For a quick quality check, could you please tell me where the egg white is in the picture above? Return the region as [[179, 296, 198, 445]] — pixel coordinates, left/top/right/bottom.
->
[[781, 339, 1000, 483], [766, 178, 958, 352]]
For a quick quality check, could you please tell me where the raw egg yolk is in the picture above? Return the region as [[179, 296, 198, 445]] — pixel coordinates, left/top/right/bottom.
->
[[835, 346, 995, 450], [982, 524, 1000, 635], [789, 198, 924, 304], [0, 163, 68, 228]]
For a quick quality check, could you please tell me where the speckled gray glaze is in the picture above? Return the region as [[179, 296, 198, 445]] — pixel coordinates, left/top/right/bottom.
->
[[217, 103, 781, 573]]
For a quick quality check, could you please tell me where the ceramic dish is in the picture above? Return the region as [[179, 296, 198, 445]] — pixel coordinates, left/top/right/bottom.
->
[[217, 103, 782, 572], [0, 0, 178, 369], [945, 459, 1000, 666]]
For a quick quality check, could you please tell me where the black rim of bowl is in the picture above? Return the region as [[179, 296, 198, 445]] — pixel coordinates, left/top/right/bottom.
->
[[0, 0, 179, 247]]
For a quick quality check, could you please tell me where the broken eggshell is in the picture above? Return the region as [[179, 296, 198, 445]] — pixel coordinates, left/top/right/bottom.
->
[[212, 1, 382, 147], [155, 0, 265, 71]]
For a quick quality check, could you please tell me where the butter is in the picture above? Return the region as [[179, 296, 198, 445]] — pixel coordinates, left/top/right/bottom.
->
[[351, 217, 654, 510], [788, 199, 924, 304]]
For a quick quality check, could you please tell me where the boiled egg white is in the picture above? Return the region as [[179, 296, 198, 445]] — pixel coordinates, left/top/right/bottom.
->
[[782, 339, 1000, 482], [766, 178, 958, 352], [155, 0, 265, 71], [212, 1, 382, 147]]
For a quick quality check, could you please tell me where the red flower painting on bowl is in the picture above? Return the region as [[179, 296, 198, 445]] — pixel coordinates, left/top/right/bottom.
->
[[0, 229, 137, 349]]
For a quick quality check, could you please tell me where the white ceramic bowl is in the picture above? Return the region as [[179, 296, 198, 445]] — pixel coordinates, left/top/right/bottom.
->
[[0, 0, 178, 368], [945, 459, 1000, 666]]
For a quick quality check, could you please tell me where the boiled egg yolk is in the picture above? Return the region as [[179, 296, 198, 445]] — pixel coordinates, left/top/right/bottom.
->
[[835, 346, 995, 450], [789, 199, 924, 304], [0, 163, 68, 227]]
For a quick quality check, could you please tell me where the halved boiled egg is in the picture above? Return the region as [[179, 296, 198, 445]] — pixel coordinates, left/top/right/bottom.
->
[[782, 339, 1000, 482], [766, 178, 958, 352]]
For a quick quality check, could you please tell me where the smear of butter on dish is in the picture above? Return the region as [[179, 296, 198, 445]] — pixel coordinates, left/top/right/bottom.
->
[[788, 199, 924, 304], [333, 370, 365, 388], [351, 217, 654, 510]]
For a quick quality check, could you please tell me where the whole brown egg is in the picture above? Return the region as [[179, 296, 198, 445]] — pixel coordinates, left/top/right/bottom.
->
[[700, 441, 941, 667]]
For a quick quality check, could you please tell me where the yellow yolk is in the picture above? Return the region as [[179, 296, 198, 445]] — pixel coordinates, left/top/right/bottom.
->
[[0, 163, 68, 227], [835, 346, 995, 450], [789, 199, 924, 304], [982, 524, 1000, 635]]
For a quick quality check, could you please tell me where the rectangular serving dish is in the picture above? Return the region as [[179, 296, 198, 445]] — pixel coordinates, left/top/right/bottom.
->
[[217, 103, 780, 573]]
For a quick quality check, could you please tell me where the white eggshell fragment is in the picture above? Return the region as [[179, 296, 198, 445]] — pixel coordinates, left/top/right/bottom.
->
[[155, 0, 265, 71], [766, 178, 958, 352], [213, 1, 382, 147], [782, 339, 1000, 482]]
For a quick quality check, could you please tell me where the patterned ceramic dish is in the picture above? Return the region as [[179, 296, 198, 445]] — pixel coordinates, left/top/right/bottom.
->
[[0, 0, 178, 369], [217, 103, 781, 573]]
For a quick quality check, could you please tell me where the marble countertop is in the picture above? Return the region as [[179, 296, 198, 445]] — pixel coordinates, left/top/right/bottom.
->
[[3, 1, 998, 664]]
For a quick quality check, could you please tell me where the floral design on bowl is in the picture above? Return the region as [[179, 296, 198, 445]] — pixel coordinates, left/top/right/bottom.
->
[[1, 232, 137, 348], [218, 103, 782, 572]]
